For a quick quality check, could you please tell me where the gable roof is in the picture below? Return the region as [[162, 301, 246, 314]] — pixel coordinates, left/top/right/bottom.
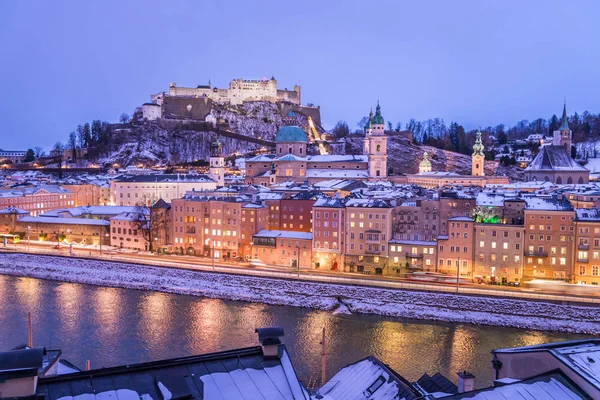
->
[[526, 145, 587, 172]]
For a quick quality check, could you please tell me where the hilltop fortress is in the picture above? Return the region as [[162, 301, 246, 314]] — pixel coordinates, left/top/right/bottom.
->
[[138, 77, 317, 125], [151, 77, 300, 107]]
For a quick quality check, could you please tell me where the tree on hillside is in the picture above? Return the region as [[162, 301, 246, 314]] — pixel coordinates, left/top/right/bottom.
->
[[33, 147, 45, 157], [23, 149, 35, 162], [395, 122, 402, 132], [76, 124, 86, 148], [356, 116, 369, 133], [83, 123, 91, 146], [68, 131, 78, 161], [331, 121, 350, 138], [119, 113, 130, 123]]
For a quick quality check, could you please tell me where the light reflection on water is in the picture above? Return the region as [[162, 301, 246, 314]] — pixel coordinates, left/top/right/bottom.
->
[[0, 274, 591, 388]]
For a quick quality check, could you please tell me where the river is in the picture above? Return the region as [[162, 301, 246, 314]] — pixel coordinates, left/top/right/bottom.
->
[[0, 274, 590, 388]]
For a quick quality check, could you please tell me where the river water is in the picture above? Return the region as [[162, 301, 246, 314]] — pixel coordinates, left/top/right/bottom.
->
[[0, 274, 590, 388]]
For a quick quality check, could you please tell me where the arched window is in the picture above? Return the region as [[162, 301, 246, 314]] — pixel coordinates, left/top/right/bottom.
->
[[332, 241, 338, 249], [324, 241, 329, 249], [578, 177, 584, 184], [376, 144, 381, 152], [544, 176, 549, 182], [315, 241, 320, 248], [567, 177, 573, 184], [556, 177, 562, 184]]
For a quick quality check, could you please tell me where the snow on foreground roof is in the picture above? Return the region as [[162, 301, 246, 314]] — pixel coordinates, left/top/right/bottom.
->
[[442, 372, 588, 399], [316, 356, 418, 400], [493, 339, 600, 392], [40, 346, 307, 400], [19, 216, 109, 226], [253, 229, 312, 240]]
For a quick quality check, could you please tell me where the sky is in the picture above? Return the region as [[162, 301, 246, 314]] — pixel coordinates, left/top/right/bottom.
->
[[1, 0, 599, 150]]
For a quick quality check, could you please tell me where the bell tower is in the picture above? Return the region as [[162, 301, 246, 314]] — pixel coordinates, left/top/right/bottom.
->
[[472, 130, 485, 176], [364, 102, 388, 179], [553, 101, 571, 151], [209, 135, 225, 187]]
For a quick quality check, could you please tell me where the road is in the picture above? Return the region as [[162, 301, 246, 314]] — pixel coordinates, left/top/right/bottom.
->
[[2, 240, 600, 305]]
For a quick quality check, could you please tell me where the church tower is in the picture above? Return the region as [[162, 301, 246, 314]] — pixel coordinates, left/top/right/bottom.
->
[[553, 102, 572, 150], [209, 135, 225, 187], [472, 130, 485, 176], [364, 102, 388, 179], [419, 152, 432, 174]]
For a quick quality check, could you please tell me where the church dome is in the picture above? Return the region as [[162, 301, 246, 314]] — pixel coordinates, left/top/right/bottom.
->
[[372, 102, 384, 125], [275, 126, 308, 143], [419, 152, 432, 173]]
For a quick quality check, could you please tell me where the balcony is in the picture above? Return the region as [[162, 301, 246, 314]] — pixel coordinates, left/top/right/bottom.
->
[[365, 250, 381, 255], [578, 244, 590, 250], [525, 251, 548, 257], [406, 253, 424, 259]]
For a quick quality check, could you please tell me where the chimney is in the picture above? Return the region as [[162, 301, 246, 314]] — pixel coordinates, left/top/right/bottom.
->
[[457, 371, 475, 393], [255, 327, 284, 359]]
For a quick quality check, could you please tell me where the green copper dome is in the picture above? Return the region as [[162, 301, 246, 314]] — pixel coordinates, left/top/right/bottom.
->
[[372, 102, 384, 125], [275, 126, 308, 143]]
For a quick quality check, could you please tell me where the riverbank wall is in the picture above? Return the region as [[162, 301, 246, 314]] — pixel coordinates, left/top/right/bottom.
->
[[1, 252, 599, 334]]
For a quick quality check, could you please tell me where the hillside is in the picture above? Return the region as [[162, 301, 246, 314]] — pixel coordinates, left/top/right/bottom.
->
[[343, 134, 523, 180], [97, 102, 323, 166]]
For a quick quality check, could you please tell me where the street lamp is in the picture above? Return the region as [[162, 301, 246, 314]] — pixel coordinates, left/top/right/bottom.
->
[[456, 257, 461, 293], [296, 245, 301, 277], [212, 239, 216, 270], [27, 226, 30, 251]]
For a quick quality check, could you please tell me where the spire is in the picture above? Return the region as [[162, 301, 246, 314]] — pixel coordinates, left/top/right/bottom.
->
[[472, 130, 485, 156], [560, 100, 570, 131], [208, 77, 211, 87]]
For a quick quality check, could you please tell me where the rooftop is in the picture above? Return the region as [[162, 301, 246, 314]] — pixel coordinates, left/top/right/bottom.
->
[[253, 229, 312, 240]]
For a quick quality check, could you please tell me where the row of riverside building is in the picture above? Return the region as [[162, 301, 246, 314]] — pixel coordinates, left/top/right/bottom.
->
[[2, 181, 600, 285]]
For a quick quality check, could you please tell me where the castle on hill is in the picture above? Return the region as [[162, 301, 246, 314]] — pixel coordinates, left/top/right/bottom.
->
[[151, 77, 300, 106]]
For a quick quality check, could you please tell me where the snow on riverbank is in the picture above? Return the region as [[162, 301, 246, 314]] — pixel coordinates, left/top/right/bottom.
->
[[1, 253, 599, 335]]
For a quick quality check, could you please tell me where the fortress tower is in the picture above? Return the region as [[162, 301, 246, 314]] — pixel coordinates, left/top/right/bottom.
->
[[472, 130, 485, 177], [363, 102, 388, 179], [209, 135, 225, 187]]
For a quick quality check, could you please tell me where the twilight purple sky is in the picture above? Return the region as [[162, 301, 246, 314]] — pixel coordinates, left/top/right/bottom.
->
[[1, 0, 599, 150]]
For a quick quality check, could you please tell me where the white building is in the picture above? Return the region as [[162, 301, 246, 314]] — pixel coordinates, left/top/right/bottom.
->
[[111, 174, 217, 206]]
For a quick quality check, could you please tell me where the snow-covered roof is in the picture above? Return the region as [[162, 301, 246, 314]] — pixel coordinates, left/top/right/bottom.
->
[[110, 211, 148, 222], [19, 216, 109, 226], [317, 356, 418, 400], [476, 192, 505, 207], [523, 196, 573, 211], [575, 208, 600, 221], [253, 229, 312, 240], [448, 216, 474, 222], [114, 174, 215, 183], [389, 239, 437, 246], [41, 206, 138, 218], [493, 339, 600, 393], [37, 345, 307, 400], [246, 154, 276, 162], [307, 154, 368, 163], [441, 371, 589, 399], [313, 197, 345, 208], [346, 198, 391, 208], [526, 145, 588, 172], [306, 169, 369, 179], [0, 206, 29, 215]]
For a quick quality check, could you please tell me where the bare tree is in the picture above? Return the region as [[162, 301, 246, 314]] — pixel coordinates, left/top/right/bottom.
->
[[33, 147, 46, 157]]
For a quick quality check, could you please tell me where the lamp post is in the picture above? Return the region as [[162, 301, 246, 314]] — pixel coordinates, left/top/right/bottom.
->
[[296, 245, 301, 277], [27, 226, 30, 251], [456, 257, 461, 294], [212, 239, 216, 270]]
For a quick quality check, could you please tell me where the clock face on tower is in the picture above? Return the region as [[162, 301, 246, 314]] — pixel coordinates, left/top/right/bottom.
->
[[375, 160, 382, 167]]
